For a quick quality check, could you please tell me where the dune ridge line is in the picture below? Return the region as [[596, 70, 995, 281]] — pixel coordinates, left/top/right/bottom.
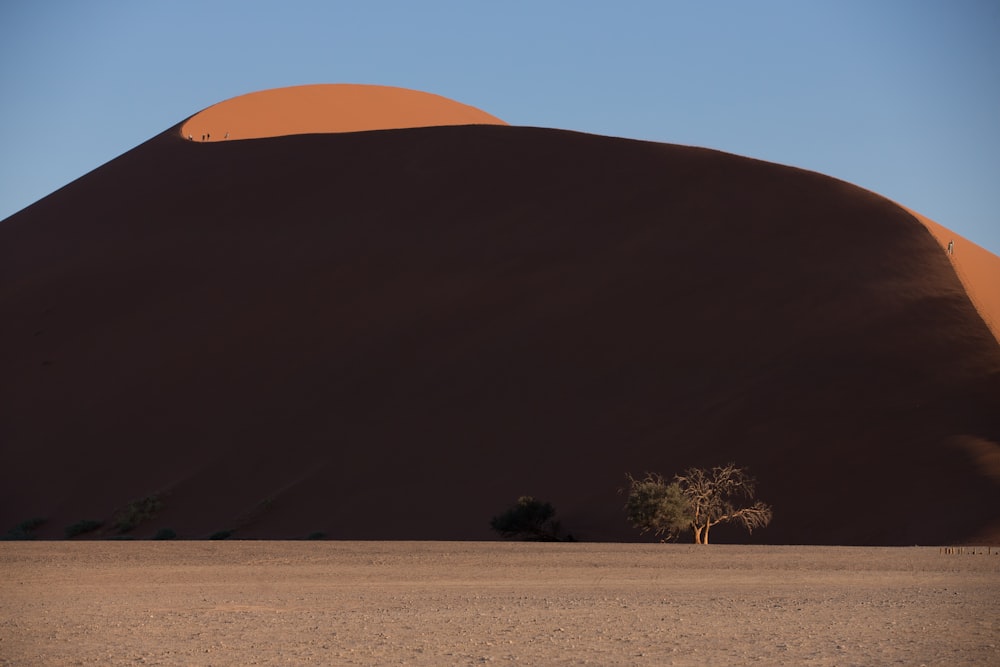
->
[[179, 83, 507, 142]]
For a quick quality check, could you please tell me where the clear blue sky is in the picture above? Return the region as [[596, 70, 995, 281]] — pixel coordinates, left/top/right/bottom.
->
[[2, 1, 998, 254]]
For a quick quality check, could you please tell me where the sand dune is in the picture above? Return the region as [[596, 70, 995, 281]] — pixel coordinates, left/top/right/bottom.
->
[[179, 84, 506, 142], [1, 90, 998, 545], [903, 207, 1000, 342]]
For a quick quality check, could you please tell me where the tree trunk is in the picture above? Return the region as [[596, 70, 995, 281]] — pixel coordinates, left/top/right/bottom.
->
[[692, 524, 705, 544], [703, 524, 710, 544]]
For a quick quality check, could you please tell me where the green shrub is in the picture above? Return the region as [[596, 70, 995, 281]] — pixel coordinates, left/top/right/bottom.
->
[[2, 517, 46, 540], [18, 517, 46, 532], [114, 495, 163, 533], [306, 531, 327, 540], [153, 528, 177, 540], [209, 530, 233, 540], [491, 496, 562, 541], [65, 519, 104, 538]]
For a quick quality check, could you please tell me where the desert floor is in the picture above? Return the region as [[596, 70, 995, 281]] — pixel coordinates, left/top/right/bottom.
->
[[1, 541, 997, 666]]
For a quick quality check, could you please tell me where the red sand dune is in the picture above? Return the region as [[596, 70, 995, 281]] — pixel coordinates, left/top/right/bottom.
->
[[903, 208, 1000, 343], [1, 87, 998, 545], [179, 84, 507, 141]]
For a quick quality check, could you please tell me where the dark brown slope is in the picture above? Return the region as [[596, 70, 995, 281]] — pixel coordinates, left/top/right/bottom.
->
[[2, 124, 998, 544]]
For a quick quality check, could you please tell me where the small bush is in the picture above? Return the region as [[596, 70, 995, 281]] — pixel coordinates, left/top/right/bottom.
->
[[65, 519, 104, 538], [3, 517, 46, 540], [114, 495, 163, 533], [153, 528, 177, 540], [18, 517, 46, 532], [209, 530, 233, 540], [491, 496, 562, 541], [306, 531, 326, 540]]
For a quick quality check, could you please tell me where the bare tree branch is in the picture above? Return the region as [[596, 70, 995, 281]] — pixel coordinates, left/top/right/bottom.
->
[[626, 463, 773, 544]]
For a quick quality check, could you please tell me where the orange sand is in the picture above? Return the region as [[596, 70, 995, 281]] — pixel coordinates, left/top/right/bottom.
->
[[180, 84, 507, 142], [904, 207, 1000, 343]]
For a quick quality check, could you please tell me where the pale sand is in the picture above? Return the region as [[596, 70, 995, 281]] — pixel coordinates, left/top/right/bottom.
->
[[2, 542, 997, 666]]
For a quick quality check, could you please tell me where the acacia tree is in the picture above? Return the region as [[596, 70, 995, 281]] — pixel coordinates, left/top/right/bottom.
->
[[622, 473, 691, 541], [625, 463, 773, 544]]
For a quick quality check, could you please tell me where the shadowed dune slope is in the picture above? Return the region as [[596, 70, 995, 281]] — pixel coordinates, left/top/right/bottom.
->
[[180, 84, 507, 141], [2, 124, 999, 545], [903, 208, 1000, 342]]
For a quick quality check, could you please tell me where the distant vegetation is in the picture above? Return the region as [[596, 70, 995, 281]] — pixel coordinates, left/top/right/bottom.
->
[[64, 519, 104, 539], [3, 517, 46, 540], [624, 463, 772, 544], [491, 496, 564, 541], [114, 495, 163, 533], [5, 471, 769, 543]]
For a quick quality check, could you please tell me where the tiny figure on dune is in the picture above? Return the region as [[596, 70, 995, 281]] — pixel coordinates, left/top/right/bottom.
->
[[225, 131, 229, 139], [947, 240, 954, 255]]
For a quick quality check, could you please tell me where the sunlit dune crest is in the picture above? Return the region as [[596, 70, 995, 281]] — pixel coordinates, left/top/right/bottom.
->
[[180, 84, 507, 141], [903, 207, 1000, 342]]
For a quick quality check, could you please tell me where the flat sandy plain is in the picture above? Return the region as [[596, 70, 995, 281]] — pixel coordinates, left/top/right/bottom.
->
[[2, 542, 997, 666]]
